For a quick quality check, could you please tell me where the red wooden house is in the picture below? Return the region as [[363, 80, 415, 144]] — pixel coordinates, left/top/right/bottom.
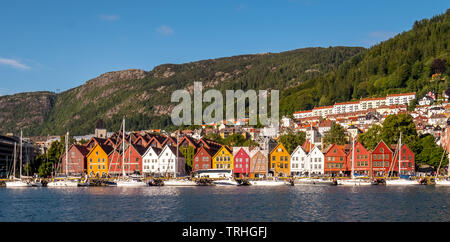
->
[[345, 141, 372, 176], [371, 140, 393, 177], [233, 147, 251, 177], [108, 144, 147, 175], [324, 144, 348, 175], [61, 144, 89, 175], [192, 146, 219, 172], [391, 144, 415, 176]]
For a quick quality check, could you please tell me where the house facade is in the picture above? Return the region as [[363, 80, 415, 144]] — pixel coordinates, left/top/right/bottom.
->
[[290, 145, 308, 176], [233, 147, 250, 177], [371, 140, 394, 176], [269, 143, 290, 177], [346, 141, 371, 176], [86, 143, 113, 178], [324, 144, 347, 175], [212, 146, 233, 171], [249, 148, 268, 178], [61, 144, 89, 175]]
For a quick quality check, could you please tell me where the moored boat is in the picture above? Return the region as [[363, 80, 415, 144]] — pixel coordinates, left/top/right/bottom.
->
[[47, 179, 79, 187], [294, 178, 336, 185], [249, 179, 289, 186], [385, 178, 419, 185], [434, 179, 450, 186], [163, 179, 198, 186], [213, 178, 238, 186], [5, 179, 32, 187], [338, 178, 372, 186]]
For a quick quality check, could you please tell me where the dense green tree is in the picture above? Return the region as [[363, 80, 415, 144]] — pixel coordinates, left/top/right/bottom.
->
[[358, 124, 383, 150], [323, 123, 347, 148], [38, 162, 53, 178], [279, 131, 306, 154]]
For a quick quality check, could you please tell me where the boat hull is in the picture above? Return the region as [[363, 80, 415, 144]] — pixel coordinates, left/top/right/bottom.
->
[[5, 181, 32, 187], [435, 179, 450, 186], [294, 178, 335, 185], [47, 180, 79, 187], [116, 181, 147, 187], [163, 180, 198, 186], [385, 179, 419, 185], [338, 179, 372, 186], [249, 180, 289, 186], [213, 180, 238, 186]]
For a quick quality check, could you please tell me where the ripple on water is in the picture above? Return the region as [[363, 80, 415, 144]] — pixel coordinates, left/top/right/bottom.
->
[[0, 185, 448, 222]]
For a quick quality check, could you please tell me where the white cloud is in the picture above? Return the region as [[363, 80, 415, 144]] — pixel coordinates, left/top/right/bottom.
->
[[157, 25, 174, 36], [99, 14, 120, 21], [0, 57, 30, 70]]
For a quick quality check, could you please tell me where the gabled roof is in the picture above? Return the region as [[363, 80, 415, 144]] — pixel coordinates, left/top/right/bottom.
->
[[232, 147, 250, 157], [162, 145, 185, 159], [302, 139, 315, 153], [324, 143, 347, 156], [194, 145, 220, 158], [86, 137, 107, 148], [142, 145, 163, 158], [178, 136, 199, 148], [373, 140, 393, 154], [73, 144, 90, 156], [86, 143, 114, 157], [291, 145, 307, 156], [270, 142, 288, 155]]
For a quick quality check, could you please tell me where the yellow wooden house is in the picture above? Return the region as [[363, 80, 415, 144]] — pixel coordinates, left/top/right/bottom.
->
[[269, 143, 290, 177], [86, 143, 114, 178], [212, 145, 233, 170]]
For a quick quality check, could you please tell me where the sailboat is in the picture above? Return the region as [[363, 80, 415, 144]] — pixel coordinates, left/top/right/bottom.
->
[[6, 135, 32, 188], [116, 118, 147, 187], [47, 132, 79, 187], [338, 137, 372, 186], [435, 150, 450, 186], [249, 178, 290, 186], [163, 134, 198, 186], [385, 132, 419, 186]]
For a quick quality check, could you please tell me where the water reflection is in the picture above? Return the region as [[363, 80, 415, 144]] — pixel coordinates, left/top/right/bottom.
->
[[0, 185, 448, 222]]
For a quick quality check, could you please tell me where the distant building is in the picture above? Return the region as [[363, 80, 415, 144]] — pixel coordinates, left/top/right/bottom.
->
[[95, 119, 107, 139]]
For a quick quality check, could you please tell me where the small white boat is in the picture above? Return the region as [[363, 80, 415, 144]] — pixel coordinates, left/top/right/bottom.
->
[[116, 179, 147, 187], [5, 180, 32, 187], [249, 179, 289, 186], [47, 179, 79, 187], [385, 179, 419, 185], [338, 179, 372, 186], [435, 179, 450, 186], [213, 179, 238, 186], [295, 178, 335, 185], [163, 179, 198, 186], [30, 179, 43, 187]]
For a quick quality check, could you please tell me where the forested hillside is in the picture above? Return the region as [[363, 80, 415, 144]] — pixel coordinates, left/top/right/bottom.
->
[[280, 9, 450, 115]]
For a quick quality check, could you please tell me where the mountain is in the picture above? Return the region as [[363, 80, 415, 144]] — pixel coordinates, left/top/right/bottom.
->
[[0, 47, 364, 136], [2, 9, 449, 137], [280, 9, 450, 115]]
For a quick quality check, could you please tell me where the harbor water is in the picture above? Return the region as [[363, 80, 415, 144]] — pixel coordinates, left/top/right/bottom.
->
[[0, 185, 449, 222]]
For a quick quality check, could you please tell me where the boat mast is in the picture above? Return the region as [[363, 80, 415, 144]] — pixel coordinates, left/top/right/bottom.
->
[[12, 142, 17, 179], [398, 132, 402, 177], [352, 137, 355, 179], [65, 131, 69, 176], [309, 123, 312, 178], [122, 117, 126, 178], [20, 130, 22, 178], [175, 134, 178, 178]]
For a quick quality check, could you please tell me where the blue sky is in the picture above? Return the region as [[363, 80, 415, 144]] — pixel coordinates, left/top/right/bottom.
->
[[0, 0, 448, 95]]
